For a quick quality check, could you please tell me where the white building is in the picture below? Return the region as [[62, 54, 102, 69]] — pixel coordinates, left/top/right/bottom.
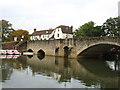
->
[[30, 25, 73, 40], [14, 35, 24, 41]]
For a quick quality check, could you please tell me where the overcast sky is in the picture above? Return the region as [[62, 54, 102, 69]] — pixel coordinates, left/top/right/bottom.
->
[[0, 0, 119, 33]]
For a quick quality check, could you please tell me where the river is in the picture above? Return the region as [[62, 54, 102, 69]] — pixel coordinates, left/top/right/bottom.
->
[[0, 55, 119, 89]]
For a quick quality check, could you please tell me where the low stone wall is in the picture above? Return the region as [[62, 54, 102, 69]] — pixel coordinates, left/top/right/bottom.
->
[[16, 41, 27, 52]]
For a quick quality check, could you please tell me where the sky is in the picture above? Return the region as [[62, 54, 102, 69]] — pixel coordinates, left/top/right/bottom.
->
[[0, 0, 119, 34]]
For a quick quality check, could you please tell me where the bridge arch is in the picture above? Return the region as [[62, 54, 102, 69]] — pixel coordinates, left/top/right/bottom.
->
[[37, 49, 45, 59], [77, 42, 120, 58], [64, 46, 70, 58], [27, 49, 34, 52], [55, 47, 59, 56]]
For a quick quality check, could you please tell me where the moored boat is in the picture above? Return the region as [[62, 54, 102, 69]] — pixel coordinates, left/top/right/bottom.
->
[[0, 49, 21, 55], [23, 52, 34, 55]]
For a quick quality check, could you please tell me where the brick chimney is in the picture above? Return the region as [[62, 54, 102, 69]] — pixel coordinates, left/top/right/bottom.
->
[[71, 26, 73, 32], [34, 29, 36, 32]]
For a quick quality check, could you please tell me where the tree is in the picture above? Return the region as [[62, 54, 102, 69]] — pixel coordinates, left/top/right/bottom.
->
[[101, 17, 120, 36], [92, 26, 106, 37], [12, 29, 30, 41], [74, 21, 105, 37], [0, 20, 14, 42]]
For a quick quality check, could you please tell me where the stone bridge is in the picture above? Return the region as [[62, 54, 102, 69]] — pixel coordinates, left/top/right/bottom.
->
[[27, 37, 120, 58]]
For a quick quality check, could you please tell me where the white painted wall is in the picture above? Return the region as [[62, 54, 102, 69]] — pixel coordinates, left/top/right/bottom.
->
[[14, 37, 17, 41], [31, 34, 51, 40], [54, 28, 63, 39], [66, 34, 73, 38], [54, 27, 73, 39], [41, 34, 50, 40]]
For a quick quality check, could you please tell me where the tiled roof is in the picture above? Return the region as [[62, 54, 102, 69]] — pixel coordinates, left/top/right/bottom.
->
[[31, 25, 73, 36], [57, 25, 73, 34], [32, 29, 54, 36]]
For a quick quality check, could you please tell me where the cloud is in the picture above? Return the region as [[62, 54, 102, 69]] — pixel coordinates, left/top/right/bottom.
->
[[0, 0, 119, 33]]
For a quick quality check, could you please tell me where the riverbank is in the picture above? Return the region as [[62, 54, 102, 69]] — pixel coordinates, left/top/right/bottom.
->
[[0, 41, 19, 49]]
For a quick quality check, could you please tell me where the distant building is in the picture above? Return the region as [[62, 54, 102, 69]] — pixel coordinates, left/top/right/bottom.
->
[[14, 35, 25, 41], [30, 25, 73, 40], [14, 37, 17, 41], [30, 29, 54, 40]]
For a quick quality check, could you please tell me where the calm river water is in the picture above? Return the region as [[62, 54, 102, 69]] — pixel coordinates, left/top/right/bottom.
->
[[0, 55, 119, 88]]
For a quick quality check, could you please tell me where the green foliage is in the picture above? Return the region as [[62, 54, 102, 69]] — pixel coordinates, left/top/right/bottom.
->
[[74, 17, 119, 38], [101, 17, 120, 36], [74, 21, 105, 37], [0, 20, 14, 42], [12, 29, 30, 41]]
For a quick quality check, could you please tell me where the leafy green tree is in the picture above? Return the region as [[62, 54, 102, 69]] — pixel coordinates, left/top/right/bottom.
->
[[12, 29, 30, 41], [92, 26, 106, 37], [0, 20, 14, 42], [102, 17, 120, 36], [74, 21, 105, 37]]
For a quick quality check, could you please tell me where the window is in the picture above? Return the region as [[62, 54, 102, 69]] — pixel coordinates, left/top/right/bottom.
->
[[57, 34, 59, 37]]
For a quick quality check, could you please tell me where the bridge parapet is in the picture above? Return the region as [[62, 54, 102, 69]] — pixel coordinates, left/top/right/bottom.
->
[[75, 37, 120, 57]]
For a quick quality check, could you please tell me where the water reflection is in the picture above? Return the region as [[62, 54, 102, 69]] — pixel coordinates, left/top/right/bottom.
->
[[106, 61, 119, 71], [2, 62, 13, 82], [77, 59, 119, 88], [27, 55, 33, 59], [0, 55, 20, 59], [37, 54, 45, 60], [1, 55, 119, 88]]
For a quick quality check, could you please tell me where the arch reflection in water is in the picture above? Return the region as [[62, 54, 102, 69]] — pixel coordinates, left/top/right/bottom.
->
[[2, 55, 119, 88], [37, 49, 45, 60], [27, 55, 33, 59]]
